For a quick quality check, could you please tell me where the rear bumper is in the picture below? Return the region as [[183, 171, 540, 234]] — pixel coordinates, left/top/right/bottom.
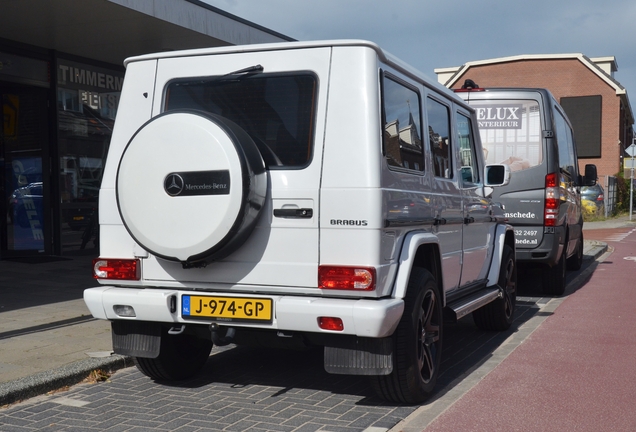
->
[[84, 286, 404, 338], [516, 226, 564, 267]]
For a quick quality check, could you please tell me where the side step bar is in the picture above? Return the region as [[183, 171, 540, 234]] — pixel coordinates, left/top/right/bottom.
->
[[446, 286, 501, 321]]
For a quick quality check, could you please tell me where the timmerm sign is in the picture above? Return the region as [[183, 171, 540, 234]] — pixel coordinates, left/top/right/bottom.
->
[[57, 58, 124, 118]]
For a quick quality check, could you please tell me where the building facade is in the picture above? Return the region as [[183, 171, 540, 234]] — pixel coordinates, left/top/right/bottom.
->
[[0, 0, 292, 258], [435, 54, 634, 184]]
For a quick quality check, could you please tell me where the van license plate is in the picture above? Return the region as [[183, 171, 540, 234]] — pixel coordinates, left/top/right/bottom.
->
[[182, 295, 272, 322]]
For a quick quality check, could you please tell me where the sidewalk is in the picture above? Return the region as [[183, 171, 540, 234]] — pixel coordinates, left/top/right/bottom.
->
[[0, 214, 628, 407], [0, 252, 130, 406], [581, 212, 636, 230]]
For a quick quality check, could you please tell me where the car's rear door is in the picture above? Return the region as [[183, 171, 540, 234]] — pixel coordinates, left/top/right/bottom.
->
[[139, 48, 332, 289]]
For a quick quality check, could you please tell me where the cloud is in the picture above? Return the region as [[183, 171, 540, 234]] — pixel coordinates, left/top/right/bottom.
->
[[203, 0, 636, 94]]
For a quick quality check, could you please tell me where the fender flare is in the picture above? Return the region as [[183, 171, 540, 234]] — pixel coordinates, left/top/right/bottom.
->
[[486, 223, 515, 287], [392, 231, 441, 301]]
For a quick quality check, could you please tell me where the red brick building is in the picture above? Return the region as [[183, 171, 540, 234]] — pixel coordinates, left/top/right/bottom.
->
[[435, 54, 634, 181]]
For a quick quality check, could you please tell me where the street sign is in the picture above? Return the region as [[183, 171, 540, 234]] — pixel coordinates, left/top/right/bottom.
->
[[627, 144, 636, 157], [624, 159, 636, 169]]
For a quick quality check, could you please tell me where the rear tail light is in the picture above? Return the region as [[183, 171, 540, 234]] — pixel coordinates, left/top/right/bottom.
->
[[544, 173, 559, 227], [318, 266, 376, 291], [318, 317, 344, 331], [93, 258, 140, 280]]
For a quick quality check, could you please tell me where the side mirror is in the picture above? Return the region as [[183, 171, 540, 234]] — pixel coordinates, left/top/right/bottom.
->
[[484, 164, 511, 187], [582, 164, 597, 186]]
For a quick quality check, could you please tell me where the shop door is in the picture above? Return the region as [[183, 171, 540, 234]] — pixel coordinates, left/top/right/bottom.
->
[[0, 85, 51, 256]]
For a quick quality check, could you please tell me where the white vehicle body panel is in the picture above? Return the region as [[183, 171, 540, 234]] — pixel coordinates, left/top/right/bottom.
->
[[85, 40, 514, 365]]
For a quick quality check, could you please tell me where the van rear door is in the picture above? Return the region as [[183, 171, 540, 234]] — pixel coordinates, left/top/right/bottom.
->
[[470, 97, 546, 248]]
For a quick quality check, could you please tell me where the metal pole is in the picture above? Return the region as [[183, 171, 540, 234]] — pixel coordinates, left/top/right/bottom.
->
[[623, 140, 635, 220], [631, 159, 634, 221]]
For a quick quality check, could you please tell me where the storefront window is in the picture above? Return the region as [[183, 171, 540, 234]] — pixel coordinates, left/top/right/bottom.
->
[[56, 58, 123, 253], [1, 86, 49, 254]]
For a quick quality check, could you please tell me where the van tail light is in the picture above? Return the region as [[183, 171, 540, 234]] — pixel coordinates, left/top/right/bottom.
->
[[318, 266, 376, 291], [453, 79, 484, 92], [544, 173, 559, 227], [93, 258, 140, 280]]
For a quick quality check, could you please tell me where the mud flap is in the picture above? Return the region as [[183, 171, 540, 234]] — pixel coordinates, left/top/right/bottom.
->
[[111, 321, 161, 358], [324, 337, 393, 375]]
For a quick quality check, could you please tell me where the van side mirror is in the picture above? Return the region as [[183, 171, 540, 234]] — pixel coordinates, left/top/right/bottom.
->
[[484, 164, 511, 187], [582, 164, 597, 186]]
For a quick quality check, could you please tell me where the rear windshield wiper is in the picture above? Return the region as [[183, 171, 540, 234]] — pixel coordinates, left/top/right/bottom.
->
[[222, 64, 264, 78], [175, 65, 264, 87]]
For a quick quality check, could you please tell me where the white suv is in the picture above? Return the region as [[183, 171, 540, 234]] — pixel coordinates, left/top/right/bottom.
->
[[84, 40, 515, 403]]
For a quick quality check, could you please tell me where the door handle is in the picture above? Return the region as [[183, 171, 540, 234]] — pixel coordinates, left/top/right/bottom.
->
[[273, 208, 313, 218]]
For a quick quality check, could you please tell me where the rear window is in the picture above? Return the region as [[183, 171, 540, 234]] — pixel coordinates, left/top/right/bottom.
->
[[470, 99, 542, 172], [164, 73, 317, 168]]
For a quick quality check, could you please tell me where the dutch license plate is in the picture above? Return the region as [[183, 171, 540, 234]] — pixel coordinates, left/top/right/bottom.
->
[[182, 295, 272, 322]]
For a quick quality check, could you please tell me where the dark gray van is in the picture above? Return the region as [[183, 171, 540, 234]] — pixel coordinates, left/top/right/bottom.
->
[[456, 81, 596, 295]]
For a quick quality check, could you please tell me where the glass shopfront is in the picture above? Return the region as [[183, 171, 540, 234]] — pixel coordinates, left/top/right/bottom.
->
[[56, 58, 122, 254], [1, 85, 50, 254], [0, 51, 51, 257], [0, 48, 122, 258]]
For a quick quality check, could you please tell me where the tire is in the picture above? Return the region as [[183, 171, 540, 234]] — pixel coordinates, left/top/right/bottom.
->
[[542, 249, 567, 296], [567, 233, 583, 271], [134, 326, 213, 381], [473, 244, 516, 331], [372, 268, 443, 404], [116, 110, 267, 265]]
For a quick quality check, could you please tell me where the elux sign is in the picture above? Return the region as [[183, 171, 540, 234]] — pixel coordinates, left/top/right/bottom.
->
[[474, 104, 523, 129]]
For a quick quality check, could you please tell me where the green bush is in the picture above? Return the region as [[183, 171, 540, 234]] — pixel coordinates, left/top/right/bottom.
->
[[614, 172, 632, 214], [582, 199, 602, 219]]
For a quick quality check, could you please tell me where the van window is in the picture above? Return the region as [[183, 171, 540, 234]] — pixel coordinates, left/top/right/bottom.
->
[[164, 74, 317, 168], [427, 97, 452, 178], [553, 109, 576, 176], [456, 112, 480, 185], [382, 75, 424, 171], [472, 100, 542, 173]]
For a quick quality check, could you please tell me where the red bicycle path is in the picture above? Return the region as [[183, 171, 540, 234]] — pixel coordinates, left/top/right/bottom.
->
[[407, 225, 636, 432]]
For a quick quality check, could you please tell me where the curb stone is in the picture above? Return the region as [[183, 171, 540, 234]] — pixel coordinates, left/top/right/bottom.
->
[[0, 355, 132, 407]]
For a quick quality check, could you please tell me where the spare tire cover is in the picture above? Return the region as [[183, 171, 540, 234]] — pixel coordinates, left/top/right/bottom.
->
[[116, 111, 266, 263]]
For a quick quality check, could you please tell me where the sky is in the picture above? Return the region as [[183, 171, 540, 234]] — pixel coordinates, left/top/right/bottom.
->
[[203, 0, 636, 108]]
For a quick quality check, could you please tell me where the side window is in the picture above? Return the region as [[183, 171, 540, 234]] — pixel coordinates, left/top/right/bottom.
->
[[456, 112, 480, 186], [427, 97, 452, 178], [553, 109, 576, 176], [382, 75, 424, 172]]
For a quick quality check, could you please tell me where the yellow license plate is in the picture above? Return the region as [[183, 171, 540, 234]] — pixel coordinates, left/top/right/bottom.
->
[[182, 295, 272, 322]]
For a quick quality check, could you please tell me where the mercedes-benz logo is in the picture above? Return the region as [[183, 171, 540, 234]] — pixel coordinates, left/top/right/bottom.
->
[[164, 173, 184, 196]]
